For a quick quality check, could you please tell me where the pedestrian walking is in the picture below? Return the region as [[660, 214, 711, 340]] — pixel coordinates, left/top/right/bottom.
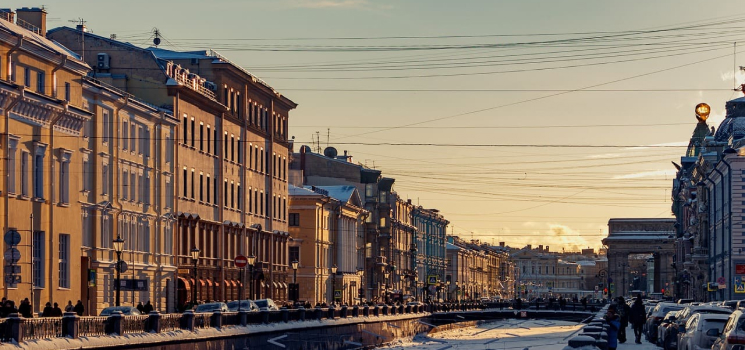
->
[[136, 302, 144, 314], [629, 295, 646, 344], [143, 301, 153, 314], [617, 297, 631, 343], [605, 305, 621, 350], [74, 300, 84, 316], [42, 302, 53, 317]]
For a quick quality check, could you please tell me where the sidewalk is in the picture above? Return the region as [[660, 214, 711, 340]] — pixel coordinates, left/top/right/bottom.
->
[[616, 324, 658, 350]]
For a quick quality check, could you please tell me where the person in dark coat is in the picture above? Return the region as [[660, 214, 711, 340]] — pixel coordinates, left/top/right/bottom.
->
[[74, 300, 85, 316], [18, 298, 31, 318], [51, 302, 63, 317], [605, 305, 621, 350], [629, 295, 646, 344], [143, 301, 153, 314], [42, 302, 53, 317], [616, 297, 631, 343], [136, 302, 145, 314]]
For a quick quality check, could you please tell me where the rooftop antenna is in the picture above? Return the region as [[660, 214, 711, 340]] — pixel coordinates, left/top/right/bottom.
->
[[68, 18, 86, 60], [152, 28, 162, 47], [315, 131, 321, 153], [326, 128, 330, 148]]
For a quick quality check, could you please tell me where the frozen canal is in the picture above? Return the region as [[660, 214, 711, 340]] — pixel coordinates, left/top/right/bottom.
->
[[378, 319, 661, 350]]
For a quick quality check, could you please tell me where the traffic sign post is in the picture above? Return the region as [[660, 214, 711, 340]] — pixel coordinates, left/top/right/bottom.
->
[[234, 255, 248, 268], [3, 229, 20, 246]]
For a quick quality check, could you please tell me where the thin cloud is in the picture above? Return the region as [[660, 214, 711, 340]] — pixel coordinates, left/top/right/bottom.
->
[[624, 141, 688, 151], [586, 153, 623, 159], [284, 0, 371, 9], [612, 169, 676, 180]]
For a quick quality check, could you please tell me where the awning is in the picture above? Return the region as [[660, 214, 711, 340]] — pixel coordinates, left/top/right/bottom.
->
[[273, 281, 278, 288], [260, 281, 265, 288], [177, 277, 191, 291], [228, 280, 236, 287], [282, 282, 288, 289], [199, 279, 208, 287], [214, 280, 220, 287]]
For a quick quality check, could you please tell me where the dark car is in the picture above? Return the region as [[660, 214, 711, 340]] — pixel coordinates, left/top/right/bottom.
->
[[645, 302, 684, 343], [226, 300, 259, 312], [99, 306, 142, 316], [194, 302, 228, 313]]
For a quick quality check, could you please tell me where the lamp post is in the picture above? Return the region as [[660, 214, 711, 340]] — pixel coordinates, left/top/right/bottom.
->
[[247, 255, 256, 300], [191, 247, 200, 306], [357, 268, 364, 304], [291, 260, 299, 303], [384, 271, 390, 304], [112, 236, 125, 307], [331, 265, 338, 304], [446, 280, 450, 302], [415, 275, 420, 302]]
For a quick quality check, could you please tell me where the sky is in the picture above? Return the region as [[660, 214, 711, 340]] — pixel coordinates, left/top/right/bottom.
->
[[11, 0, 745, 251]]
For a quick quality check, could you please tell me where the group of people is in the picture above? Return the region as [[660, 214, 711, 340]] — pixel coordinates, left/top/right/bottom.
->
[[0, 298, 85, 318], [135, 301, 154, 314], [42, 300, 85, 317], [604, 295, 648, 350]]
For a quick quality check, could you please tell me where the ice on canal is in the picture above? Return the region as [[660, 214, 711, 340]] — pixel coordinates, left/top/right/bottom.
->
[[379, 319, 662, 350]]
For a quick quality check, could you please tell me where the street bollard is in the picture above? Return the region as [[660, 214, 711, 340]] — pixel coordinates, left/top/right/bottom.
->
[[147, 311, 161, 333], [328, 307, 336, 319], [352, 305, 359, 317], [341, 306, 348, 318], [261, 310, 270, 324], [373, 306, 380, 317], [382, 305, 389, 316], [62, 312, 80, 339]]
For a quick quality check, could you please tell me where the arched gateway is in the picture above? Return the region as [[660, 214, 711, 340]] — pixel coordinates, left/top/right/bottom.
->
[[602, 219, 676, 299]]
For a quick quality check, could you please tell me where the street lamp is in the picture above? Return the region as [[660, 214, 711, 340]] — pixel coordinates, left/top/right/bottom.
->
[[112, 236, 125, 307], [247, 255, 256, 299], [357, 268, 364, 304], [384, 271, 390, 303], [291, 260, 299, 303], [190, 247, 200, 306], [331, 265, 338, 304], [445, 280, 450, 302]]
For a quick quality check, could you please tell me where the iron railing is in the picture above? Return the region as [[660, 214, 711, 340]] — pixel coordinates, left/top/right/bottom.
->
[[121, 315, 149, 334], [160, 313, 182, 332], [221, 312, 240, 327], [78, 316, 108, 338], [22, 317, 62, 340], [193, 313, 211, 329]]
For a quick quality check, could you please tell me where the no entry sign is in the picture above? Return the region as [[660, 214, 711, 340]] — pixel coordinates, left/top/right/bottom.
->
[[235, 255, 248, 268]]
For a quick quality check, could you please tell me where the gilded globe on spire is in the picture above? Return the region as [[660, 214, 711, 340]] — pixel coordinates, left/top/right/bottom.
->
[[695, 103, 710, 122]]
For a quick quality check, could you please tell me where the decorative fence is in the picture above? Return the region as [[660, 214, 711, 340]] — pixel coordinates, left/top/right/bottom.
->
[[0, 302, 495, 344]]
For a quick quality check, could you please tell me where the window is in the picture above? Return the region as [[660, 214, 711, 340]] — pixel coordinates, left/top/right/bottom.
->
[[206, 125, 211, 154], [182, 115, 188, 144], [224, 180, 228, 207], [199, 123, 204, 151], [130, 172, 136, 201], [190, 169, 195, 199], [213, 177, 218, 205], [130, 123, 136, 151], [122, 170, 129, 200], [144, 172, 150, 204], [138, 173, 144, 202], [33, 231, 44, 288], [289, 213, 300, 227], [24, 67, 30, 87], [37, 71, 44, 93], [59, 151, 71, 204], [249, 144, 253, 170], [21, 151, 29, 196], [59, 234, 70, 288], [64, 82, 70, 102], [237, 138, 241, 162], [7, 137, 18, 194], [199, 173, 204, 202], [206, 174, 211, 203], [122, 121, 128, 150], [33, 142, 47, 199], [214, 129, 218, 156], [103, 110, 111, 143], [260, 191, 264, 215], [260, 148, 264, 172], [102, 164, 109, 196], [231, 135, 235, 161], [182, 167, 187, 197], [138, 126, 145, 155], [289, 246, 299, 264], [224, 132, 228, 159], [190, 118, 195, 147], [365, 184, 374, 197], [230, 182, 235, 208], [237, 184, 242, 210]]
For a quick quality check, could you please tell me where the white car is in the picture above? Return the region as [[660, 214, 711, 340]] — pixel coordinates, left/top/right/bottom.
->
[[678, 312, 728, 350], [253, 299, 279, 311]]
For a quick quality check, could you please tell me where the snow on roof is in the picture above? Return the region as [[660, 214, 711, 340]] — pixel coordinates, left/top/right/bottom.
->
[[0, 21, 86, 66], [446, 243, 461, 251], [575, 260, 597, 266], [147, 47, 212, 60], [289, 185, 319, 196], [308, 185, 358, 204]]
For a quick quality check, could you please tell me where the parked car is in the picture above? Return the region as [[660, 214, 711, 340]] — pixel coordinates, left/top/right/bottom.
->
[[226, 300, 259, 312], [253, 299, 279, 311], [99, 306, 142, 316], [679, 312, 729, 350], [646, 302, 685, 344], [712, 309, 745, 350], [721, 300, 739, 311], [657, 310, 681, 347], [659, 305, 732, 350], [194, 302, 228, 313]]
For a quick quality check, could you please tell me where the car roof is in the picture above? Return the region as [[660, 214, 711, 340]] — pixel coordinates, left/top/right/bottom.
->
[[699, 313, 731, 320]]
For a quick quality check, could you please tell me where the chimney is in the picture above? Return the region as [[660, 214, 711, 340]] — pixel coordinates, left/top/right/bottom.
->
[[545, 246, 549, 252], [538, 245, 543, 252], [499, 242, 505, 247], [15, 7, 46, 36], [526, 244, 531, 250], [0, 9, 14, 23]]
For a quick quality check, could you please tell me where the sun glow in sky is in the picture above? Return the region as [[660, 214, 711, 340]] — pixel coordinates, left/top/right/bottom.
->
[[18, 0, 745, 251]]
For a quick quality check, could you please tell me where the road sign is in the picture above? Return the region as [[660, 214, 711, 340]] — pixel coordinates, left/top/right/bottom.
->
[[177, 268, 191, 275], [428, 275, 437, 285], [3, 265, 20, 274], [4, 275, 20, 284], [736, 283, 745, 294], [718, 277, 726, 285], [3, 248, 20, 263], [4, 230, 20, 246], [610, 283, 615, 293], [334, 290, 341, 300], [234, 255, 248, 268], [117, 261, 128, 273]]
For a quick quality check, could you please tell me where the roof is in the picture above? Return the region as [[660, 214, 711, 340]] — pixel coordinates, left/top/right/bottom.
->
[[289, 185, 319, 197], [0, 20, 87, 66], [310, 186, 360, 206], [446, 243, 461, 251]]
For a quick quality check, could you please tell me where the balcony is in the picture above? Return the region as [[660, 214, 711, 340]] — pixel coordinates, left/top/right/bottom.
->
[[374, 256, 387, 266], [693, 247, 708, 255]]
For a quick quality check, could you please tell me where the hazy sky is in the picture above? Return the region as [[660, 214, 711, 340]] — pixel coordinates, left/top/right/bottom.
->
[[13, 0, 745, 251]]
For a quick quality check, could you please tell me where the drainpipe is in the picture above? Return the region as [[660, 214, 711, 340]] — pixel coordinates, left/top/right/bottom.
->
[[3, 88, 22, 299], [219, 111, 225, 301], [173, 92, 180, 310], [721, 150, 735, 299], [5, 35, 22, 81], [51, 56, 67, 99], [47, 104, 66, 303], [712, 166, 726, 300]]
